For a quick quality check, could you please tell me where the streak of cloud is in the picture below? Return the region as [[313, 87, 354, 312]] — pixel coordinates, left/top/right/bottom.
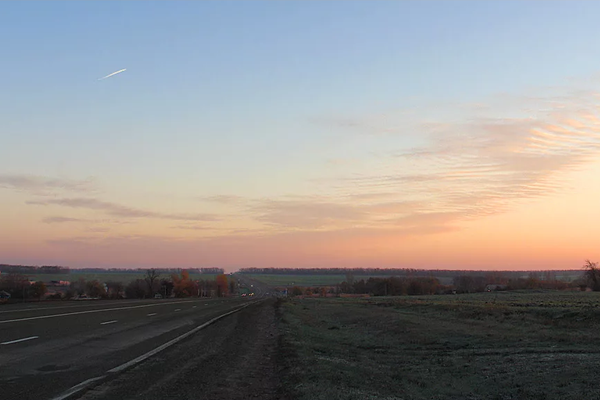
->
[[42, 216, 82, 224], [0, 174, 96, 195], [313, 87, 600, 231], [27, 197, 219, 222], [98, 68, 126, 80]]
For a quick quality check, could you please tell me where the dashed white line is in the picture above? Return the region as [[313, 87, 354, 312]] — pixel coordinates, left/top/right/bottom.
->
[[174, 309, 181, 312], [100, 320, 118, 325], [192, 306, 197, 309], [0, 299, 158, 315], [0, 300, 197, 325], [1, 336, 39, 345], [147, 313, 157, 317]]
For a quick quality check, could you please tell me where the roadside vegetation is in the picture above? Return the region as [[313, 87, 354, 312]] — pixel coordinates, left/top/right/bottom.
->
[[0, 267, 236, 302], [277, 291, 600, 400]]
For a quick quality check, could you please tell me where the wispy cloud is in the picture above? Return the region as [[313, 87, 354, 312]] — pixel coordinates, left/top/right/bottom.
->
[[170, 225, 214, 231], [322, 88, 600, 228], [250, 199, 369, 229], [199, 195, 244, 205], [227, 84, 600, 236], [42, 216, 83, 224], [28, 197, 219, 222], [0, 174, 96, 195]]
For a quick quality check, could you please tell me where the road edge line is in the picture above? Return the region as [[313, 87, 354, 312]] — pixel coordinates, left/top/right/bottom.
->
[[51, 376, 107, 400], [50, 301, 259, 400]]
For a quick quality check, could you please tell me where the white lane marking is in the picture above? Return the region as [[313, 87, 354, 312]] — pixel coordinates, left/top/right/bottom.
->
[[147, 313, 157, 316], [1, 336, 39, 345], [0, 299, 164, 314], [100, 320, 118, 325], [0, 300, 198, 325], [174, 309, 181, 312], [192, 306, 197, 308]]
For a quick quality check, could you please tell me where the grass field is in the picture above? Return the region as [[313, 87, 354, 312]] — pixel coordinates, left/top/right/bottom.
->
[[24, 271, 217, 284], [278, 291, 600, 400], [245, 274, 456, 287], [245, 274, 350, 286], [245, 271, 584, 288]]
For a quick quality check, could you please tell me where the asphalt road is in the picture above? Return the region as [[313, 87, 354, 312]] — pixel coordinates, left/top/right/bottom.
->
[[77, 298, 282, 400], [0, 297, 255, 400]]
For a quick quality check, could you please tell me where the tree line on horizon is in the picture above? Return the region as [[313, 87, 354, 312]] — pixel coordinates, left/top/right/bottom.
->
[[0, 264, 224, 275], [239, 267, 582, 279], [286, 261, 600, 297]]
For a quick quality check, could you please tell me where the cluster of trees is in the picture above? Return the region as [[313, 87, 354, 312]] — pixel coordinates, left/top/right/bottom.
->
[[0, 269, 236, 301], [286, 261, 600, 297], [338, 277, 445, 296], [288, 277, 445, 297], [116, 270, 235, 299], [452, 274, 572, 293], [0, 273, 47, 300]]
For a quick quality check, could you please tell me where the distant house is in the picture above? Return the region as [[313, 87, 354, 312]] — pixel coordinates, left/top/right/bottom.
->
[[485, 284, 507, 292]]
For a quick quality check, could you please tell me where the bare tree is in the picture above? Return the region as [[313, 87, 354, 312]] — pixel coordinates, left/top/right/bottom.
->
[[105, 280, 125, 299], [583, 260, 600, 291], [145, 269, 160, 296]]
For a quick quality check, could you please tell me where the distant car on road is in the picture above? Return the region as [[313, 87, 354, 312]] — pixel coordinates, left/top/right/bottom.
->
[[71, 294, 99, 300], [0, 290, 10, 303], [154, 293, 163, 299]]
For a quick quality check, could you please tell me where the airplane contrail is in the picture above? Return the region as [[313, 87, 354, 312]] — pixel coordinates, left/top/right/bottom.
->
[[98, 68, 126, 81]]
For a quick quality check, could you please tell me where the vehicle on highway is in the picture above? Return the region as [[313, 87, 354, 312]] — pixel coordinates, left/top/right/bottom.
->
[[154, 293, 163, 299], [71, 294, 96, 300], [0, 290, 10, 303]]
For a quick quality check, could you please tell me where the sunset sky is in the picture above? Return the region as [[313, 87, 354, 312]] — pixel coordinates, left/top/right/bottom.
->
[[2, 1, 600, 271]]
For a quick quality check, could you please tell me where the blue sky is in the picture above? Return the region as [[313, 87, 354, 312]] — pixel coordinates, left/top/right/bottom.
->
[[3, 1, 600, 178], [2, 1, 600, 269]]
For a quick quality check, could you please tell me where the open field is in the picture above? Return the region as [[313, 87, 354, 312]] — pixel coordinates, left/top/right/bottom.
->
[[277, 291, 600, 400], [23, 272, 217, 284], [245, 274, 350, 286], [245, 271, 585, 288], [245, 274, 456, 287]]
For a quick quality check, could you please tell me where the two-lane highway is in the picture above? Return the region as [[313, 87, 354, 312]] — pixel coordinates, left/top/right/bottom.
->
[[0, 297, 252, 400]]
